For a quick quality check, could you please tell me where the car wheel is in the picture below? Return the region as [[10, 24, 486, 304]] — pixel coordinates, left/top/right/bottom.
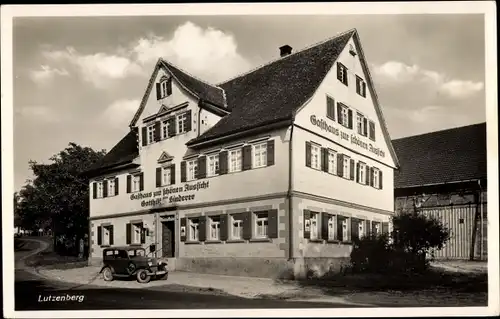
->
[[136, 269, 151, 283], [102, 267, 114, 281]]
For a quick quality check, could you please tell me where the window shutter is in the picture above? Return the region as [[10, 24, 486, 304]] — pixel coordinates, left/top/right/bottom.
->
[[242, 145, 252, 171], [351, 218, 359, 242], [168, 117, 176, 137], [365, 165, 370, 186], [327, 96, 335, 120], [369, 121, 375, 141], [170, 164, 176, 185], [242, 211, 252, 240], [220, 214, 228, 241], [109, 225, 114, 245], [363, 118, 368, 136], [337, 103, 342, 125], [336, 216, 344, 241], [127, 175, 132, 193], [93, 182, 97, 199], [139, 172, 144, 191], [382, 222, 389, 235], [97, 226, 102, 245], [348, 109, 353, 129], [356, 77, 360, 94], [142, 126, 148, 146], [364, 220, 371, 238], [268, 209, 278, 239], [267, 139, 275, 166], [369, 167, 374, 187], [336, 63, 342, 81], [371, 221, 377, 236], [356, 162, 360, 183], [156, 167, 162, 187], [180, 161, 187, 182], [156, 83, 161, 100], [180, 218, 186, 242], [337, 153, 344, 176], [219, 151, 228, 175], [362, 82, 367, 97], [321, 212, 329, 240], [140, 223, 146, 244], [198, 217, 206, 241], [166, 78, 172, 96], [379, 170, 383, 189], [303, 210, 311, 239], [185, 110, 192, 132], [103, 180, 108, 198], [349, 159, 355, 180], [197, 156, 207, 179], [320, 148, 326, 172], [126, 223, 131, 244], [154, 121, 161, 142], [115, 177, 119, 195], [305, 141, 312, 167]]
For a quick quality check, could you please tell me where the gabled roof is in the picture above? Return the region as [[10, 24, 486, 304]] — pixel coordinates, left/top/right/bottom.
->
[[186, 29, 355, 146], [392, 122, 487, 189]]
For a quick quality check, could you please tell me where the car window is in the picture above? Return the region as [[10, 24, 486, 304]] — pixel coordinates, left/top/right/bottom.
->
[[117, 250, 128, 258], [136, 249, 145, 256], [105, 250, 114, 257]]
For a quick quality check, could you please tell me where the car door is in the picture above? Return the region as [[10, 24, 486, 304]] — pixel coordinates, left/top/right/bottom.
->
[[114, 250, 130, 274]]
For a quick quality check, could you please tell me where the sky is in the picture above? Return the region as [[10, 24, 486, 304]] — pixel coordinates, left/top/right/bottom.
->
[[12, 14, 486, 191]]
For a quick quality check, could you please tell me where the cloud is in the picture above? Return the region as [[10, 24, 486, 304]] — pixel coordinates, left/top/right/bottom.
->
[[29, 65, 69, 83], [15, 105, 61, 123], [100, 99, 140, 128], [372, 61, 484, 99]]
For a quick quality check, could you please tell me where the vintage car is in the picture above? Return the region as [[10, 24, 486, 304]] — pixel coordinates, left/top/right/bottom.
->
[[100, 246, 168, 283]]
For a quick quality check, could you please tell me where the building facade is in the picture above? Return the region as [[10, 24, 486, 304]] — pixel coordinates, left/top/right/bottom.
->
[[393, 123, 487, 260], [84, 29, 400, 278]]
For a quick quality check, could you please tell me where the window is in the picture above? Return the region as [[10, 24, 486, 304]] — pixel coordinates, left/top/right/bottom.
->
[[328, 215, 336, 240], [178, 112, 188, 134], [373, 168, 380, 189], [208, 155, 219, 177], [102, 225, 112, 246], [132, 174, 141, 193], [342, 156, 350, 179], [327, 150, 337, 175], [358, 221, 365, 239], [253, 143, 267, 168], [161, 119, 170, 139], [356, 112, 368, 136], [162, 166, 171, 186], [358, 162, 366, 185], [326, 96, 335, 120], [356, 76, 366, 97], [209, 216, 220, 240], [189, 219, 199, 241], [374, 222, 380, 235], [255, 212, 268, 238], [342, 218, 349, 242], [231, 215, 243, 240], [337, 62, 348, 85], [187, 160, 198, 181], [340, 105, 349, 127], [107, 179, 115, 196], [310, 212, 319, 240], [310, 143, 321, 170], [160, 78, 171, 98], [229, 149, 242, 173], [132, 223, 142, 244], [368, 120, 376, 141], [96, 181, 104, 198], [147, 125, 155, 145]]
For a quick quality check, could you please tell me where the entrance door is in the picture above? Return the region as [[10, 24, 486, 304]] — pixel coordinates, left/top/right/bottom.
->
[[161, 221, 175, 258]]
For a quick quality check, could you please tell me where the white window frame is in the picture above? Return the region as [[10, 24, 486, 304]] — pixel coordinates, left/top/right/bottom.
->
[[374, 222, 381, 236], [327, 150, 337, 175], [107, 179, 115, 197], [338, 63, 348, 85], [356, 76, 366, 97], [341, 105, 349, 127], [356, 112, 366, 136], [252, 142, 267, 168], [310, 212, 319, 240], [342, 218, 349, 242], [373, 168, 380, 189], [358, 221, 365, 239], [310, 143, 321, 170], [160, 78, 170, 97], [255, 212, 269, 238], [209, 217, 221, 240], [231, 215, 243, 240], [132, 223, 142, 244], [328, 215, 336, 240], [162, 166, 171, 186], [229, 148, 242, 173], [343, 156, 350, 179], [187, 160, 198, 181], [177, 112, 188, 134], [96, 181, 104, 198], [131, 174, 141, 193], [189, 219, 199, 241], [359, 162, 366, 185], [102, 225, 111, 246], [147, 125, 155, 145], [161, 119, 170, 139], [207, 155, 219, 177]]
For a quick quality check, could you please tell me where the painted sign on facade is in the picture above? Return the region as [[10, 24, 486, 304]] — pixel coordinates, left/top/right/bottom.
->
[[130, 181, 210, 207]]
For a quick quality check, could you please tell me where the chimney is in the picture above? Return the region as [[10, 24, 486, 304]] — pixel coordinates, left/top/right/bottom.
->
[[279, 44, 293, 57]]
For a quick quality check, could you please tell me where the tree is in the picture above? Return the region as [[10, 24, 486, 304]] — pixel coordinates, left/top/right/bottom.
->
[[16, 142, 106, 255]]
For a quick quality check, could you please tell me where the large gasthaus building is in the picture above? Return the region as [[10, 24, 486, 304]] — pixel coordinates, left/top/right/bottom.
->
[[84, 29, 400, 278]]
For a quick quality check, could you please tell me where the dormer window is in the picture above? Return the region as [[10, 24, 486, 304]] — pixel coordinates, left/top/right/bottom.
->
[[156, 76, 172, 100]]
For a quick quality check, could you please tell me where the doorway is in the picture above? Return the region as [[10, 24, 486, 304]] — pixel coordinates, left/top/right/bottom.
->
[[161, 220, 175, 258]]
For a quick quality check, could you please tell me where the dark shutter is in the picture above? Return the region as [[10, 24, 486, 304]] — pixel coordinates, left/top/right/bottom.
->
[[199, 216, 206, 242], [180, 218, 186, 242], [242, 145, 252, 171], [180, 161, 187, 182], [369, 121, 375, 141], [220, 214, 228, 241], [337, 103, 342, 125], [156, 83, 162, 100], [337, 216, 344, 241], [109, 226, 114, 245], [303, 210, 311, 239], [364, 220, 371, 238], [372, 221, 378, 236], [363, 118, 368, 136], [156, 167, 162, 187], [327, 96, 335, 120], [379, 170, 383, 189], [140, 223, 146, 244], [126, 223, 131, 244], [127, 175, 132, 193], [356, 77, 360, 94], [170, 164, 176, 185], [242, 211, 252, 240], [348, 109, 353, 129], [267, 140, 275, 166], [356, 162, 360, 183], [336, 63, 342, 81], [166, 78, 172, 96], [142, 126, 148, 146], [185, 110, 192, 132], [219, 151, 228, 174], [320, 148, 326, 172], [351, 218, 359, 242], [268, 209, 278, 239], [349, 159, 355, 180], [324, 149, 330, 172], [365, 165, 370, 186], [97, 226, 102, 245], [102, 180, 108, 198], [321, 212, 329, 240], [305, 141, 312, 167], [168, 117, 176, 137], [197, 156, 207, 179], [92, 182, 97, 199], [139, 172, 144, 191], [115, 177, 119, 195], [363, 82, 367, 97], [154, 121, 161, 141], [382, 222, 389, 235], [337, 153, 344, 176], [369, 167, 374, 187]]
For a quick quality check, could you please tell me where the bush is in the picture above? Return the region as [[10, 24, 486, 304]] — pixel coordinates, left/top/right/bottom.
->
[[350, 233, 392, 274]]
